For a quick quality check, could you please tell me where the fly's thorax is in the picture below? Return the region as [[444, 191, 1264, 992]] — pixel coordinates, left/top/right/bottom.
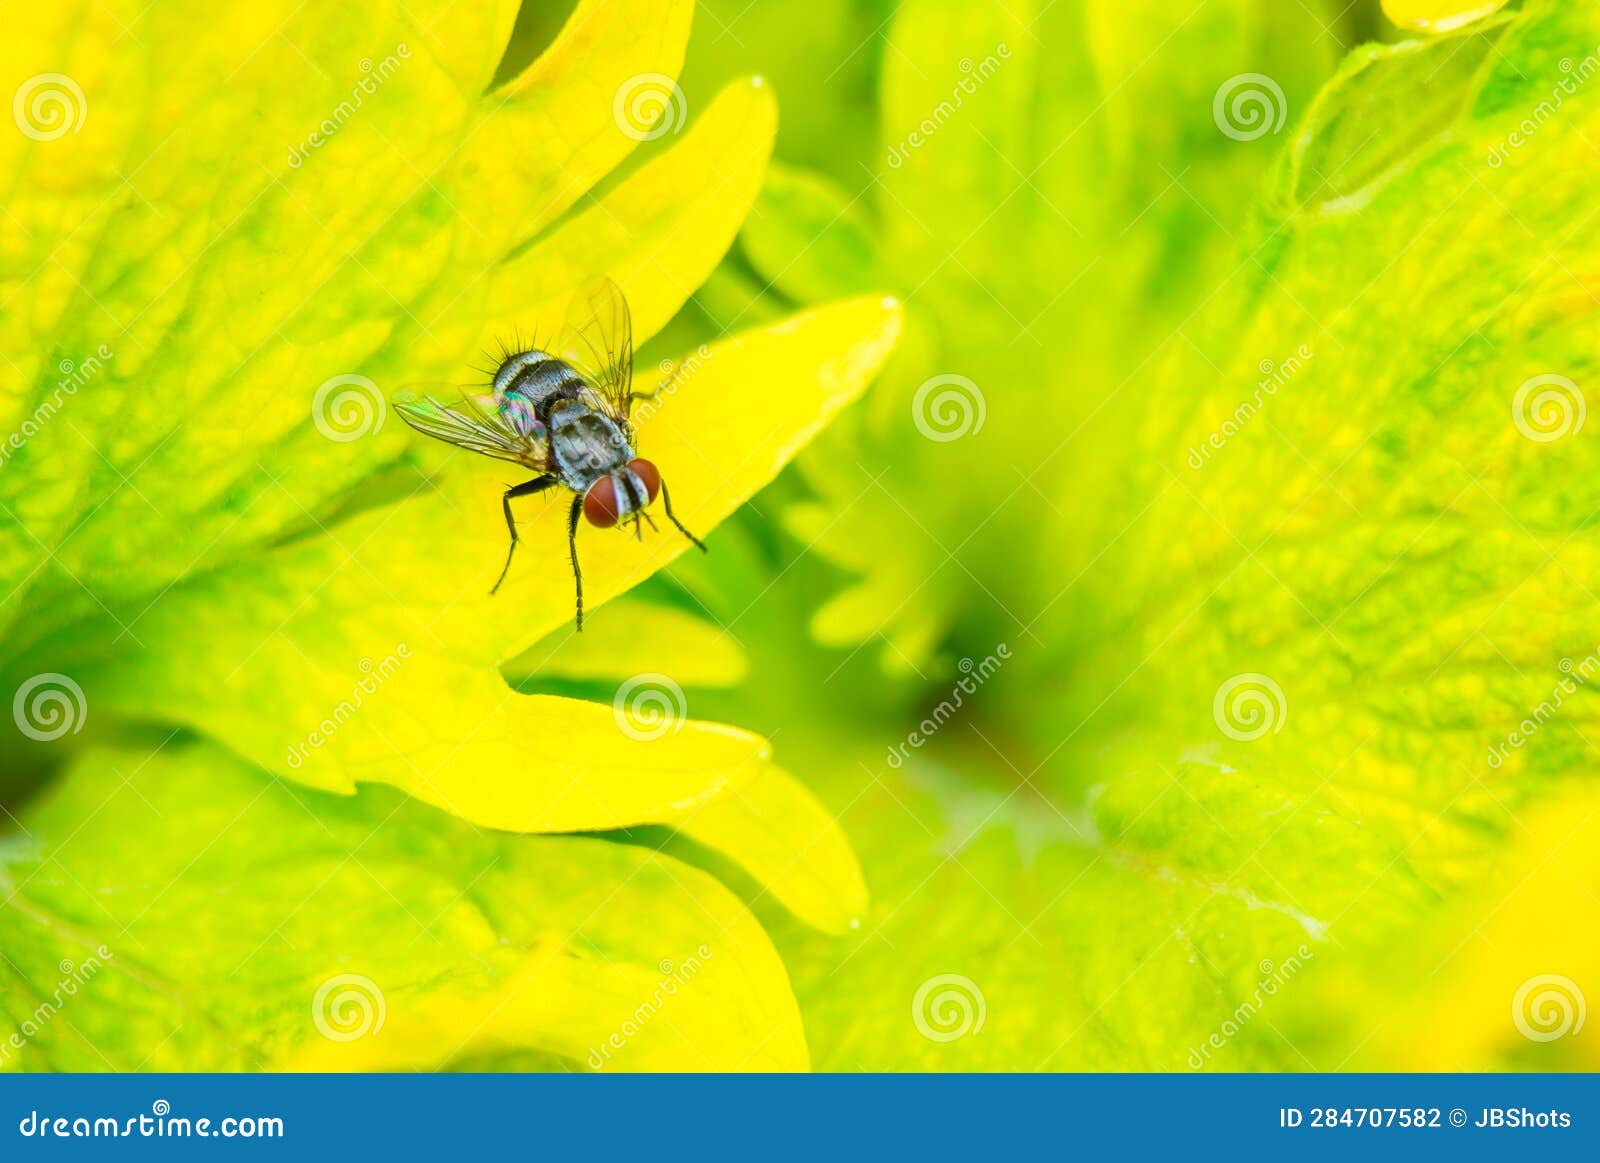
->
[[549, 400, 633, 492], [494, 350, 584, 436]]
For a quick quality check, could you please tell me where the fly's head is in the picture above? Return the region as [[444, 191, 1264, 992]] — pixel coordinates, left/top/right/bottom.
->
[[582, 458, 661, 530]]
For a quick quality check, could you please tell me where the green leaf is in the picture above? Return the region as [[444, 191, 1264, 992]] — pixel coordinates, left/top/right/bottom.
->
[[58, 295, 893, 928], [1336, 786, 1600, 1070], [0, 743, 806, 1071], [678, 0, 895, 191], [742, 162, 882, 303], [0, 0, 903, 1070], [1, 0, 898, 953], [0, 0, 683, 635], [748, 0, 1340, 672], [722, 0, 1600, 1071]]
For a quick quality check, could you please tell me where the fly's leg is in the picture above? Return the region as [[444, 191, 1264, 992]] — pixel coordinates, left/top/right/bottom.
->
[[629, 378, 672, 404], [491, 475, 557, 595], [659, 479, 707, 553], [567, 493, 586, 631], [629, 364, 685, 411]]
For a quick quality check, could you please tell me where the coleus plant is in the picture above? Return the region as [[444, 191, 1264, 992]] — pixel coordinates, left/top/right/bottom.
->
[[0, 0, 897, 1069], [681, 0, 1600, 1069]]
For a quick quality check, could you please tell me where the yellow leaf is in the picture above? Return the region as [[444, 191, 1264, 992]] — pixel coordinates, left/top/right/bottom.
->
[[1352, 789, 1600, 1070], [3, 0, 897, 1042], [0, 744, 807, 1072], [1381, 0, 1509, 34], [92, 299, 897, 870], [291, 926, 807, 1072], [505, 598, 748, 688], [677, 761, 869, 934]]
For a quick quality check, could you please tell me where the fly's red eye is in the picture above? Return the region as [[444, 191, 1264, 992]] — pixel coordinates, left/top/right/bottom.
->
[[583, 476, 620, 527], [628, 458, 661, 505]]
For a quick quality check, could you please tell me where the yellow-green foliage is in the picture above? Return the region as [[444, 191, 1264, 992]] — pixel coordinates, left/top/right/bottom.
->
[[4, 0, 1600, 1074], [0, 0, 894, 1070]]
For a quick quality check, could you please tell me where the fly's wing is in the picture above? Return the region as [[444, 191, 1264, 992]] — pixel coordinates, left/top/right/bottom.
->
[[552, 275, 634, 424], [392, 386, 550, 471]]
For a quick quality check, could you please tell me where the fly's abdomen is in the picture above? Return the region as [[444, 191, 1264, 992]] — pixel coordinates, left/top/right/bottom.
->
[[494, 350, 585, 437]]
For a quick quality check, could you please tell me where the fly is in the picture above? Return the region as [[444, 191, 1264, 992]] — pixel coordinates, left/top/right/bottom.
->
[[392, 276, 706, 630]]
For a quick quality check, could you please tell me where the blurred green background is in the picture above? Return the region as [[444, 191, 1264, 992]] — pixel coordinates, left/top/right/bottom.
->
[[564, 0, 1600, 1069], [8, 0, 1600, 1073]]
